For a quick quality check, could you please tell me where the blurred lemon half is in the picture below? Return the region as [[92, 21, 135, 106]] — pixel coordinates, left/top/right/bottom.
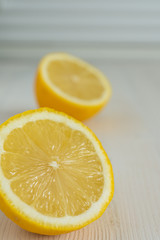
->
[[35, 53, 112, 121]]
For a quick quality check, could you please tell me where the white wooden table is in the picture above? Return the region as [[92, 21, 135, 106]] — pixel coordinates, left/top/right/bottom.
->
[[0, 60, 160, 239]]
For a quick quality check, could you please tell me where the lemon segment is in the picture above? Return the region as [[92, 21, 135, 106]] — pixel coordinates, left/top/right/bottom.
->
[[35, 53, 112, 120], [0, 108, 114, 234]]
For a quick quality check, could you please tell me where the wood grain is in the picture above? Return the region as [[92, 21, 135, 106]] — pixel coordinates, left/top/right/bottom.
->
[[0, 60, 160, 239]]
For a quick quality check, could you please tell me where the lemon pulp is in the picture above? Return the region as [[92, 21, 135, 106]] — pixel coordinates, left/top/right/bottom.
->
[[47, 60, 105, 100], [1, 120, 104, 218]]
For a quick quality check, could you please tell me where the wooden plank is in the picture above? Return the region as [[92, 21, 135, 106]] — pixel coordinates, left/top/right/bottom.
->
[[0, 60, 160, 239]]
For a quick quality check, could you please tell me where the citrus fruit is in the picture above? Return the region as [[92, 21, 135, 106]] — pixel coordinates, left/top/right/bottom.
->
[[35, 53, 112, 121], [0, 108, 114, 235]]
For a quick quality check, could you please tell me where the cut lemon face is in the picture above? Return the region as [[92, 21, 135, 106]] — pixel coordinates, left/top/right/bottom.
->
[[0, 108, 114, 235], [35, 53, 112, 121]]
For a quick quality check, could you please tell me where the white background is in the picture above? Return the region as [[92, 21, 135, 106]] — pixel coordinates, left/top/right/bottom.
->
[[0, 0, 160, 61]]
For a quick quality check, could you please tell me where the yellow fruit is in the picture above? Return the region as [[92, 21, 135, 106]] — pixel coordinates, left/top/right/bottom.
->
[[35, 53, 112, 121], [0, 108, 114, 235]]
